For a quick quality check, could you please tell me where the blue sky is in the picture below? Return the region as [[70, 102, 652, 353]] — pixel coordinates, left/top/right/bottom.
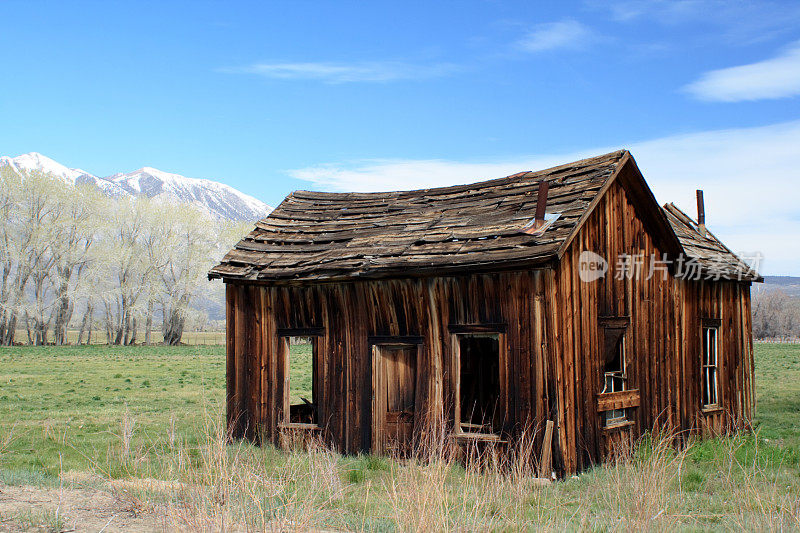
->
[[1, 1, 799, 274]]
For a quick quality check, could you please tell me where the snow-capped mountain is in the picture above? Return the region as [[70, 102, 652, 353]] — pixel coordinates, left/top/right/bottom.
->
[[105, 167, 270, 221], [0, 152, 125, 196], [0, 152, 272, 221], [0, 152, 91, 184]]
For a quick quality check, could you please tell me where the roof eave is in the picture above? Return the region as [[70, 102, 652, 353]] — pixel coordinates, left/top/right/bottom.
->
[[210, 253, 560, 285]]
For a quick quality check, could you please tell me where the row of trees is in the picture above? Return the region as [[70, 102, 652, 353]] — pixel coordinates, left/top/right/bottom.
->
[[0, 166, 250, 346], [752, 289, 800, 341]]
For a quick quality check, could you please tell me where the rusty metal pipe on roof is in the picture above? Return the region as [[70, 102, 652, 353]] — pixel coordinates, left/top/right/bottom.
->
[[534, 180, 549, 229], [696, 190, 706, 237]]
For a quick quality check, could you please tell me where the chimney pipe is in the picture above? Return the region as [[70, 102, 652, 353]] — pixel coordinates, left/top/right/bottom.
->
[[696, 189, 706, 237], [534, 180, 550, 228]]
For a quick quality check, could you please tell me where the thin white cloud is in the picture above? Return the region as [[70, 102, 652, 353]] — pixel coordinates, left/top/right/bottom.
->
[[516, 19, 595, 53], [220, 61, 460, 83], [289, 120, 800, 274], [595, 0, 800, 42], [291, 157, 569, 193], [684, 40, 800, 102], [599, 0, 726, 24]]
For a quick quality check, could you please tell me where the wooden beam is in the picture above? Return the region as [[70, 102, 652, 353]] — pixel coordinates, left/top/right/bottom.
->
[[598, 316, 630, 328], [596, 389, 641, 412], [540, 420, 554, 478], [448, 323, 507, 334], [368, 335, 425, 345], [277, 327, 325, 337]]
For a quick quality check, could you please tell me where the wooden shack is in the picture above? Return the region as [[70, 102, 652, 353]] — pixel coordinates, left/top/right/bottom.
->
[[209, 150, 761, 475]]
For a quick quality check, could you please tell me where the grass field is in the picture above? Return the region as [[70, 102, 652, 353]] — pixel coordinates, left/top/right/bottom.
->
[[288, 342, 314, 404], [0, 343, 798, 530]]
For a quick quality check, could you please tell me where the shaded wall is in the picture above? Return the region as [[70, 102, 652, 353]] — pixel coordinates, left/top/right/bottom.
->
[[549, 176, 754, 472], [225, 270, 559, 465]]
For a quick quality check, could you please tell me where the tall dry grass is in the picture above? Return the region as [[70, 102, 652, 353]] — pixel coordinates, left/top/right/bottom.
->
[[89, 408, 800, 532], [164, 423, 348, 530]]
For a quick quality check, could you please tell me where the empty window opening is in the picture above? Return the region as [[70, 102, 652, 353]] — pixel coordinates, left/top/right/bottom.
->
[[601, 326, 628, 426], [702, 327, 719, 408], [457, 334, 501, 434], [284, 336, 319, 426]]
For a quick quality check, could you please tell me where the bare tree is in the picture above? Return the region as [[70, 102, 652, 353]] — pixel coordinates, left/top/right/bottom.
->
[[49, 185, 101, 344], [0, 167, 19, 344], [752, 289, 800, 341], [0, 169, 64, 345], [76, 298, 95, 345], [96, 197, 155, 345], [151, 203, 217, 345]]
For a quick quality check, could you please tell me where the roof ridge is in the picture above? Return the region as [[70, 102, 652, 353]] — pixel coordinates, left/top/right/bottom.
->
[[663, 202, 698, 229], [290, 150, 628, 199]]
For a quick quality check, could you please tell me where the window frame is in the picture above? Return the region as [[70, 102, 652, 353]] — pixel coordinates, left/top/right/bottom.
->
[[602, 333, 627, 394], [599, 317, 631, 428], [278, 328, 324, 429], [450, 325, 507, 438], [701, 319, 721, 411]]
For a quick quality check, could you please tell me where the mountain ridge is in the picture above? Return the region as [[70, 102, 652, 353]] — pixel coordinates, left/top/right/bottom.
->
[[0, 152, 272, 221], [757, 276, 800, 298]]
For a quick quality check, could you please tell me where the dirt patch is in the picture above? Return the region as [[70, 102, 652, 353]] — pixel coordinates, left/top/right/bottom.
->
[[0, 482, 164, 532]]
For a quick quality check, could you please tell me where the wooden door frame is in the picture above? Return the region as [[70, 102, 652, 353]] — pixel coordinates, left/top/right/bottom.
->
[[370, 339, 422, 454]]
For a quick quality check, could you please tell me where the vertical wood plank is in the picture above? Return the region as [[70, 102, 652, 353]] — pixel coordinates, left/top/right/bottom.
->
[[225, 283, 237, 437]]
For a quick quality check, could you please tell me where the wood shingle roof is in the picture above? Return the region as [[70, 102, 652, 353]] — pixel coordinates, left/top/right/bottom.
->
[[663, 203, 762, 282], [210, 151, 628, 281], [210, 150, 759, 283]]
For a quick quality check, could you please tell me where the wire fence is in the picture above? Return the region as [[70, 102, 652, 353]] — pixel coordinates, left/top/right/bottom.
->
[[11, 329, 225, 346], [755, 338, 800, 344]]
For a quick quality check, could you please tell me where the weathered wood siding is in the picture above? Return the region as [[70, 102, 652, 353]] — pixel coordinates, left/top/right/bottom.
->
[[675, 279, 754, 436], [225, 271, 559, 462], [550, 176, 754, 472]]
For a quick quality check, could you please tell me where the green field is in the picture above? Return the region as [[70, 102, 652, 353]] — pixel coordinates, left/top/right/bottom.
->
[[0, 345, 226, 478], [0, 342, 313, 478], [0, 343, 798, 530], [288, 342, 314, 404]]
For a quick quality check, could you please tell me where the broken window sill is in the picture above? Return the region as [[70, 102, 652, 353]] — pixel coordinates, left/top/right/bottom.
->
[[454, 431, 506, 443], [702, 405, 723, 415], [602, 420, 634, 432]]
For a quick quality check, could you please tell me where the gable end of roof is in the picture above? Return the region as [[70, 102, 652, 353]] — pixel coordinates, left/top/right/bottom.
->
[[663, 202, 762, 283], [555, 152, 684, 262]]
